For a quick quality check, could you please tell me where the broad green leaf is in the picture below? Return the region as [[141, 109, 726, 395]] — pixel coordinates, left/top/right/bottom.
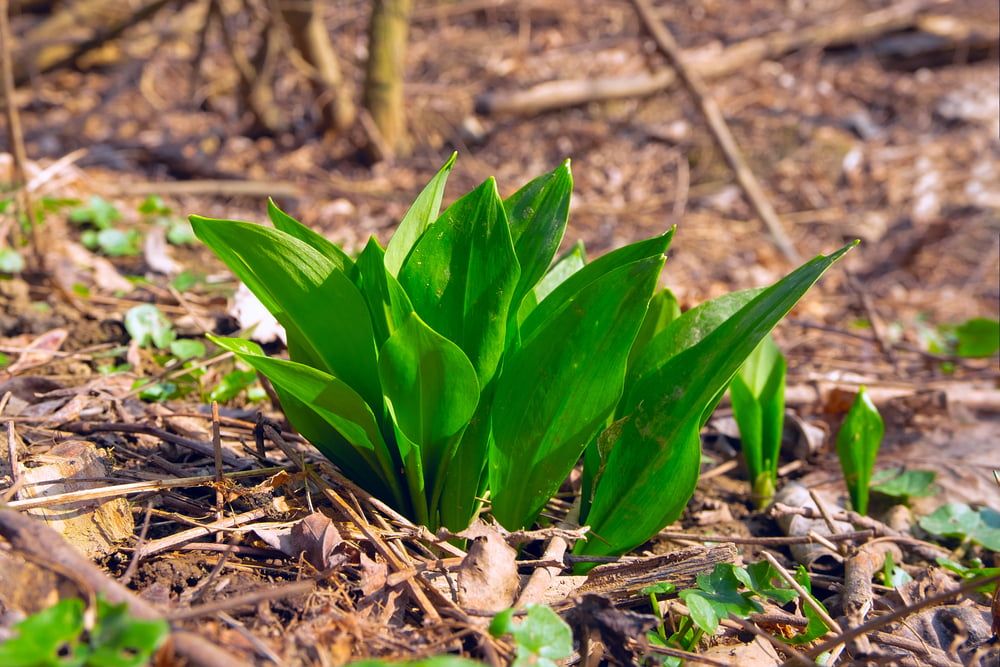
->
[[522, 231, 672, 340], [489, 255, 664, 529], [628, 288, 681, 369], [267, 198, 352, 271], [192, 217, 381, 407], [627, 287, 762, 394], [0, 597, 84, 666], [354, 238, 414, 347], [517, 240, 586, 324], [954, 317, 999, 358], [399, 178, 520, 384], [504, 160, 572, 307], [681, 592, 719, 634], [384, 153, 457, 276], [679, 565, 759, 634], [210, 335, 404, 506], [438, 385, 495, 531], [124, 304, 175, 349], [835, 387, 883, 515], [509, 605, 573, 666], [579, 243, 856, 557], [920, 503, 1000, 551], [168, 339, 205, 361], [871, 468, 938, 499], [735, 561, 797, 605], [379, 312, 480, 518], [88, 598, 168, 667], [787, 565, 831, 645]]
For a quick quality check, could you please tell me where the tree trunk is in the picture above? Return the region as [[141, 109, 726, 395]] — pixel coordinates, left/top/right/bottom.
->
[[279, 0, 354, 134], [362, 0, 411, 158]]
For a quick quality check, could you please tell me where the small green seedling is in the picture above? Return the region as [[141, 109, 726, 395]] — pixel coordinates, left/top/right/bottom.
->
[[871, 468, 938, 502], [835, 386, 884, 515], [193, 155, 853, 552], [0, 596, 168, 667], [937, 557, 1000, 593], [729, 333, 786, 508], [124, 304, 176, 349], [920, 503, 1000, 552], [489, 604, 573, 667], [70, 196, 121, 229]]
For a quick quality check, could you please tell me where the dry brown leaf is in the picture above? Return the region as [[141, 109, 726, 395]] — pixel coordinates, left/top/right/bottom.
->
[[456, 520, 519, 613], [5, 328, 68, 375], [143, 225, 179, 275], [290, 511, 349, 571]]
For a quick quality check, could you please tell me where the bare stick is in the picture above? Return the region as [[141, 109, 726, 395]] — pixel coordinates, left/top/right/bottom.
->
[[630, 0, 799, 262], [211, 401, 224, 532], [4, 421, 18, 500], [0, 0, 40, 263], [761, 551, 842, 635], [781, 572, 1000, 665], [658, 529, 872, 546], [516, 535, 569, 608]]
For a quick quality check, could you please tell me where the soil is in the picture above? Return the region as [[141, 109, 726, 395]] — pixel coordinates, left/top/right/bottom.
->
[[1, 0, 998, 665]]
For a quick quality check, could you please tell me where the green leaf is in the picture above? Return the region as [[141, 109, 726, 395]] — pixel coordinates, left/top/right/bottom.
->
[[640, 582, 677, 596], [124, 304, 175, 349], [399, 177, 520, 384], [489, 253, 664, 529], [954, 318, 999, 358], [208, 369, 257, 403], [504, 160, 572, 308], [0, 247, 25, 273], [87, 599, 168, 667], [880, 552, 912, 589], [627, 287, 762, 393], [517, 240, 586, 323], [0, 597, 84, 667], [936, 557, 1000, 593], [69, 196, 120, 229], [94, 228, 142, 256], [681, 591, 720, 634], [522, 232, 672, 341], [385, 152, 457, 276], [137, 195, 171, 216], [920, 503, 1000, 551], [871, 468, 938, 500], [730, 334, 786, 507], [509, 605, 573, 665], [168, 339, 205, 361], [210, 335, 404, 507], [191, 216, 381, 407], [787, 565, 831, 645], [628, 288, 681, 369], [378, 312, 480, 517], [166, 220, 196, 245], [679, 564, 760, 634], [266, 198, 353, 271], [835, 387, 884, 515], [735, 561, 797, 605], [354, 238, 414, 347], [579, 243, 855, 557]]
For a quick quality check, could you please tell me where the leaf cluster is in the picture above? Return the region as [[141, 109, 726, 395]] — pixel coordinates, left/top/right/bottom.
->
[[192, 155, 853, 555]]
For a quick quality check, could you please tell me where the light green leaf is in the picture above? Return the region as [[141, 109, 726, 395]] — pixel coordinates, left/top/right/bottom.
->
[[192, 216, 381, 407], [920, 503, 1000, 551], [385, 153, 456, 276], [125, 304, 175, 349], [504, 160, 572, 307], [379, 312, 480, 516], [954, 317, 999, 358], [399, 177, 519, 384], [517, 240, 586, 324], [354, 238, 414, 347], [266, 198, 353, 271], [579, 243, 855, 557], [0, 248, 25, 274], [871, 468, 938, 500], [489, 254, 664, 529], [168, 339, 205, 360], [210, 335, 404, 507], [835, 387, 884, 515], [510, 605, 573, 665]]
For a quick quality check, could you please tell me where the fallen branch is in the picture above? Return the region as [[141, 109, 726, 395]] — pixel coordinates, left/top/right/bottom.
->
[[629, 0, 799, 261], [476, 0, 934, 116], [0, 508, 244, 666]]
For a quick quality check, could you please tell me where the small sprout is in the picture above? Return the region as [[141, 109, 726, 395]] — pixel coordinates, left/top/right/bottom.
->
[[69, 195, 121, 229], [124, 304, 176, 349], [835, 386, 884, 515], [209, 369, 259, 403], [919, 503, 1000, 551], [953, 317, 999, 358], [0, 247, 25, 273], [729, 333, 786, 508], [82, 228, 142, 257], [137, 195, 171, 217], [169, 338, 206, 361]]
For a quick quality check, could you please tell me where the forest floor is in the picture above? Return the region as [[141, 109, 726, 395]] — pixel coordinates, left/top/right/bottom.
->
[[1, 0, 998, 665]]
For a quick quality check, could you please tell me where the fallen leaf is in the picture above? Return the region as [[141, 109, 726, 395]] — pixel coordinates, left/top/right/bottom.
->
[[456, 520, 519, 613], [6, 329, 68, 375], [291, 511, 348, 570], [143, 225, 180, 275]]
